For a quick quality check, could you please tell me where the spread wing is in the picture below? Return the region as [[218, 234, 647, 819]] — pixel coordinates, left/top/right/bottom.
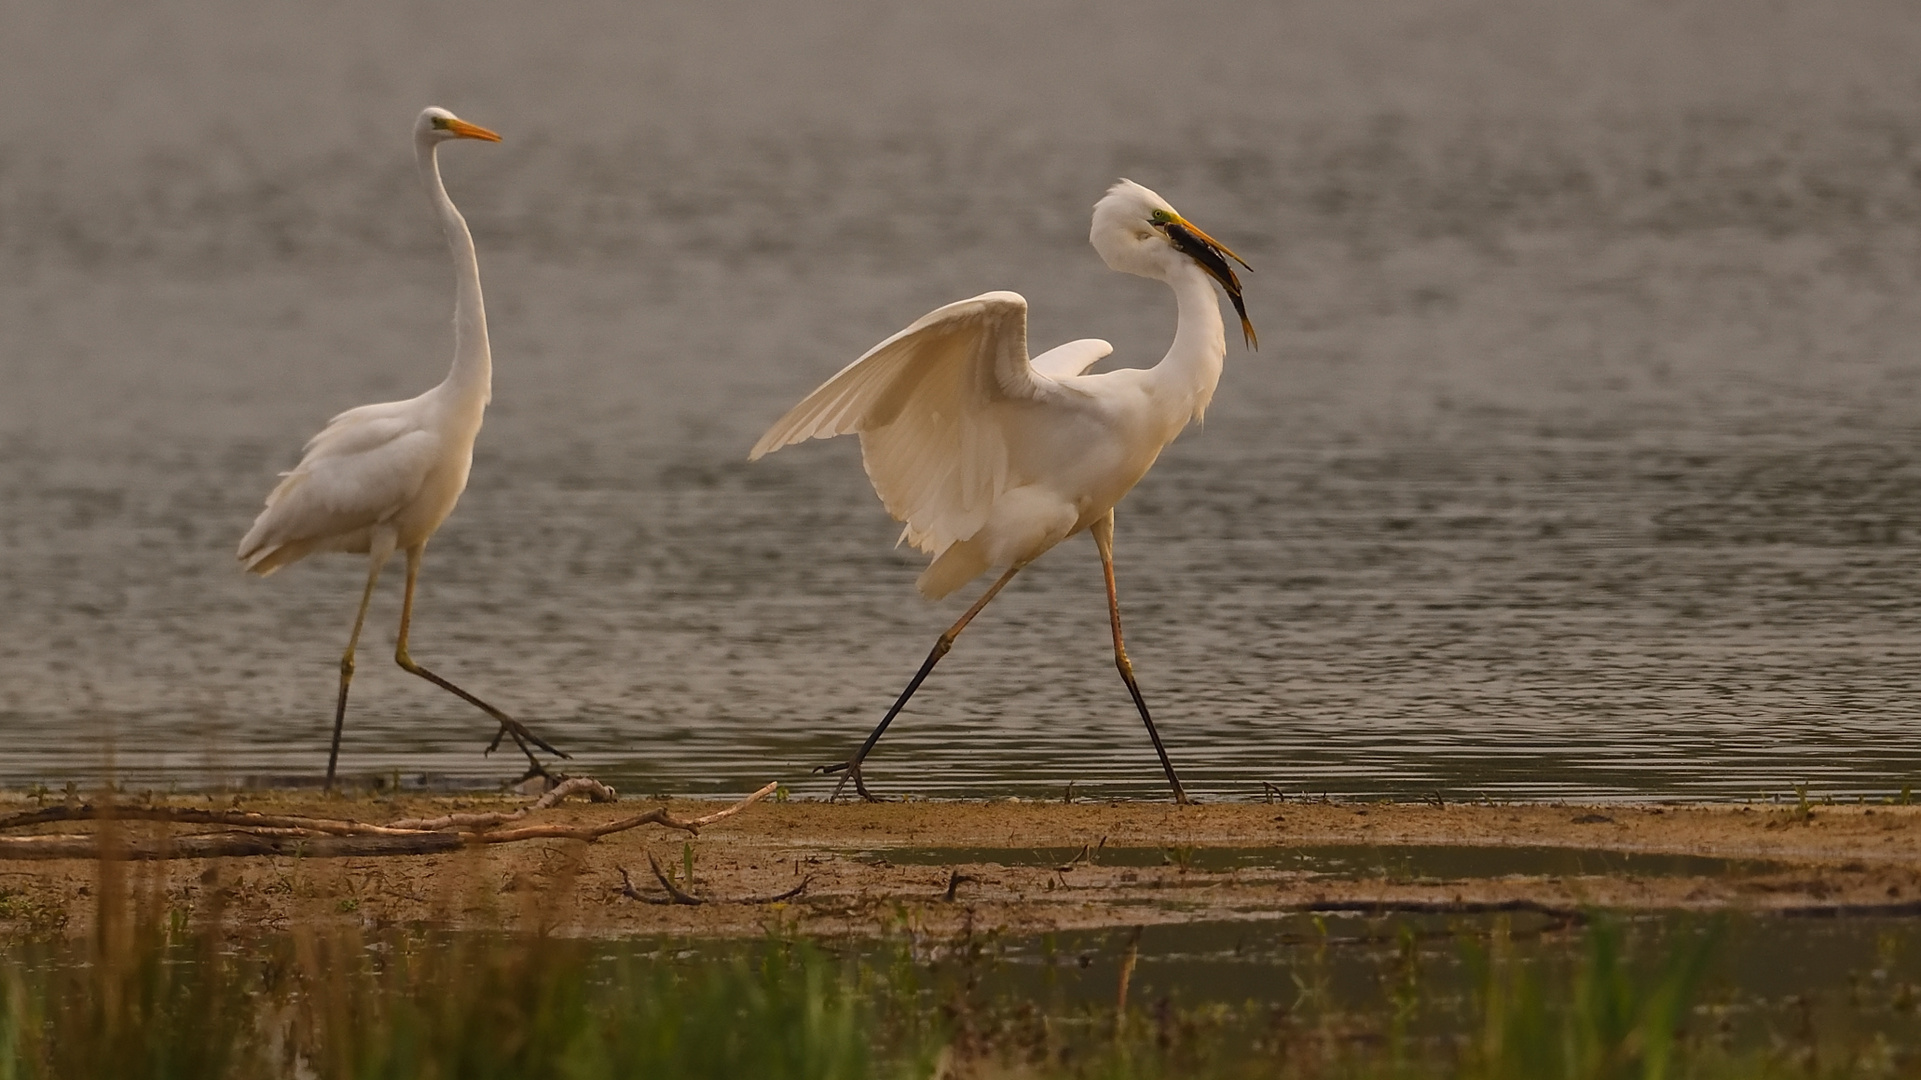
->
[[749, 291, 1077, 555], [237, 398, 440, 573]]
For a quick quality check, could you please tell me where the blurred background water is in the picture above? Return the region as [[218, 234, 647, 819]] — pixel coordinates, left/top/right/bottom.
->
[[3, 0, 1921, 800]]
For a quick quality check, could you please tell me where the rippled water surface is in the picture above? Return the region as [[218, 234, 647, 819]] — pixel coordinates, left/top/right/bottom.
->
[[4, 1, 1921, 799]]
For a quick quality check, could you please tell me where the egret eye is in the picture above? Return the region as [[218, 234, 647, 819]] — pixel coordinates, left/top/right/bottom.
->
[[1148, 209, 1174, 225], [430, 116, 451, 130]]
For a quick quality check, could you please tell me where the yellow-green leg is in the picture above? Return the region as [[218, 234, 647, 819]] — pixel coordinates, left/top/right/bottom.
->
[[392, 544, 569, 779], [325, 555, 386, 792]]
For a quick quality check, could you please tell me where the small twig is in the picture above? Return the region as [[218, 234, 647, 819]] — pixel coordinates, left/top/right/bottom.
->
[[744, 877, 813, 904], [647, 851, 704, 905], [618, 865, 812, 906], [617, 866, 646, 901], [1054, 843, 1092, 872], [1262, 782, 1284, 805], [943, 869, 977, 902]]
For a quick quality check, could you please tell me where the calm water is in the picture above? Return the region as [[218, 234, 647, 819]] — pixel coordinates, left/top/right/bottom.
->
[[4, 1, 1921, 800]]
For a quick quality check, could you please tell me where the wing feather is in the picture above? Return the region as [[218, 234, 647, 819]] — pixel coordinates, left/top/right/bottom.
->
[[300, 399, 419, 457], [237, 403, 440, 572], [750, 291, 1074, 556], [1028, 338, 1113, 380]]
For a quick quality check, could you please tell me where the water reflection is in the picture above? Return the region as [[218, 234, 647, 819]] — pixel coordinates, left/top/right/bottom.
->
[[2, 3, 1920, 799]]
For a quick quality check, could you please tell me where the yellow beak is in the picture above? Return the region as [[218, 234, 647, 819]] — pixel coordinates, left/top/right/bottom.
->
[[445, 118, 503, 142]]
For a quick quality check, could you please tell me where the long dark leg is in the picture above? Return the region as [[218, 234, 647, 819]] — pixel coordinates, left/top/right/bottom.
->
[[1092, 511, 1190, 804], [325, 555, 387, 792], [818, 564, 1025, 802], [393, 545, 570, 780]]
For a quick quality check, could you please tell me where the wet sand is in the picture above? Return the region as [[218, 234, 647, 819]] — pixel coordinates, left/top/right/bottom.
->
[[3, 792, 1918, 940]]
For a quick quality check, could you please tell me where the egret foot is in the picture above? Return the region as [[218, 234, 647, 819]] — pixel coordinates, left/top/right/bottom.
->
[[514, 763, 561, 793], [484, 716, 569, 760], [815, 759, 882, 803], [484, 718, 568, 784]]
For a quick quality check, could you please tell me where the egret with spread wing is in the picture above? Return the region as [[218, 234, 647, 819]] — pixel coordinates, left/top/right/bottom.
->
[[238, 107, 567, 789], [751, 180, 1256, 803]]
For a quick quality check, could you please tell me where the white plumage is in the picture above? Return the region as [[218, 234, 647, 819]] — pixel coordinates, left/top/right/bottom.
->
[[239, 401, 449, 574], [754, 292, 1096, 596], [239, 107, 564, 787], [752, 179, 1256, 802]]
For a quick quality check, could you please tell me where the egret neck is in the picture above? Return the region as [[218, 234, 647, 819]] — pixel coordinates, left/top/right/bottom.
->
[[416, 130, 491, 412], [1147, 258, 1229, 427]]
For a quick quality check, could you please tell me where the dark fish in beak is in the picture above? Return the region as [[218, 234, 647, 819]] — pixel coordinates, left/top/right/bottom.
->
[[1164, 219, 1256, 350]]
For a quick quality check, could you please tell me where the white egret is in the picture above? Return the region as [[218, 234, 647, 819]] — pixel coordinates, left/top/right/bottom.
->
[[751, 179, 1256, 803], [237, 107, 566, 789]]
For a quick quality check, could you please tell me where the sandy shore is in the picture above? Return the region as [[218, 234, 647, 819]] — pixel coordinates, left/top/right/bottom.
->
[[3, 792, 1918, 939]]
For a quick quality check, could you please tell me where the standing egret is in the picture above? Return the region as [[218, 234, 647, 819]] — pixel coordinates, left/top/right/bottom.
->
[[751, 179, 1256, 804], [238, 107, 567, 789]]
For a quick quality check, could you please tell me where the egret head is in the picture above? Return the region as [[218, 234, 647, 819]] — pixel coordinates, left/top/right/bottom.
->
[[1091, 179, 1255, 349], [414, 107, 503, 145]]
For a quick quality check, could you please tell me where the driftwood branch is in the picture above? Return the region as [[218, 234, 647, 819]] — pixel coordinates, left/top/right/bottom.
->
[[0, 805, 428, 837], [0, 780, 775, 861], [387, 777, 619, 831], [0, 778, 626, 841], [476, 783, 780, 844], [0, 832, 466, 860]]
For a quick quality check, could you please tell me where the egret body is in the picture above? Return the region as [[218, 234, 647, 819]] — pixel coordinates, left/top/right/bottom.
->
[[751, 180, 1255, 803], [238, 107, 566, 787]]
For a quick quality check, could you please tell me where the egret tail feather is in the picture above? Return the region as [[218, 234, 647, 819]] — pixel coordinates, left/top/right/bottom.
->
[[917, 540, 990, 600]]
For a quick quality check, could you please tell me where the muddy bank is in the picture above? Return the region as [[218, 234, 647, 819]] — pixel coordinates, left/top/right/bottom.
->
[[2, 793, 1918, 939]]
